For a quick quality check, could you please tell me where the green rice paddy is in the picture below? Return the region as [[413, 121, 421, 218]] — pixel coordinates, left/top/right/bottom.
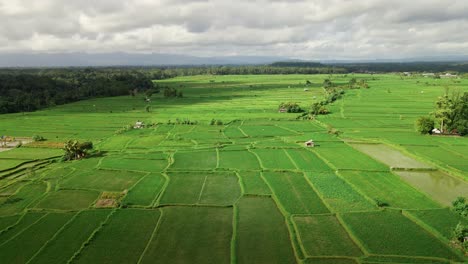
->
[[0, 74, 467, 263]]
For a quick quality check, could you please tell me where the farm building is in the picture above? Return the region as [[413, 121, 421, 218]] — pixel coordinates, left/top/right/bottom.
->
[[305, 140, 315, 147], [278, 107, 287, 113], [440, 73, 457, 78], [432, 128, 441, 134], [134, 121, 144, 129]]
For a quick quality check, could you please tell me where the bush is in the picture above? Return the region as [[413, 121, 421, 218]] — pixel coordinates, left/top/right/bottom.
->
[[452, 223, 468, 251], [32, 135, 45, 142], [278, 102, 304, 113], [415, 116, 434, 134], [63, 140, 94, 161], [374, 198, 389, 207], [452, 197, 468, 217], [210, 119, 223, 126]]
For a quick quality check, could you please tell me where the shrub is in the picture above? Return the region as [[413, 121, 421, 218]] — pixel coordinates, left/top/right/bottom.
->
[[32, 135, 46, 142], [415, 116, 434, 134], [210, 119, 223, 126], [63, 140, 94, 161], [278, 102, 304, 113], [452, 197, 468, 217], [452, 223, 468, 251], [375, 198, 389, 207]]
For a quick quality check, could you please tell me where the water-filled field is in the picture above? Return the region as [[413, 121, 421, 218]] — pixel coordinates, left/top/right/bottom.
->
[[0, 74, 467, 263]]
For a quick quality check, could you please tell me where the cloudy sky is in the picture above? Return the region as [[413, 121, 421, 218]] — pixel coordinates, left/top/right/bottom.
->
[[1, 0, 467, 60]]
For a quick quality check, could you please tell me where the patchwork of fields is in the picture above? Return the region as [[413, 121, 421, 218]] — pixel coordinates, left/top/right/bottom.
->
[[0, 74, 467, 263]]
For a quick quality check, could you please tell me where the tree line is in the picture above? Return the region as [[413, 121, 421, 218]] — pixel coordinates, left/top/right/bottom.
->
[[0, 69, 155, 114]]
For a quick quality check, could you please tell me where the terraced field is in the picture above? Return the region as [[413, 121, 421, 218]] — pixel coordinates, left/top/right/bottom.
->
[[0, 74, 466, 263]]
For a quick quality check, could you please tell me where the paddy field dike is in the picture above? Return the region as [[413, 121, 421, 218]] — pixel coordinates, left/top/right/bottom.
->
[[0, 74, 467, 263]]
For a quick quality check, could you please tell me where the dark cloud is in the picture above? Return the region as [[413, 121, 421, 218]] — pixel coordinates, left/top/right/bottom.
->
[[0, 0, 467, 59]]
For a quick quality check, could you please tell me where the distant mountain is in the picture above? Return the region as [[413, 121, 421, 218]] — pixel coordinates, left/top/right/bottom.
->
[[0, 52, 292, 67], [321, 55, 468, 64], [1, 52, 467, 68]]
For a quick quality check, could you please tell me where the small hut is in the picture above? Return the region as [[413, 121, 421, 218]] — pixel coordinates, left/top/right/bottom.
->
[[305, 140, 315, 147], [134, 121, 144, 129]]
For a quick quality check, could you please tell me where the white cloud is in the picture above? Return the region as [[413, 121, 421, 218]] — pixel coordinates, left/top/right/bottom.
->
[[0, 0, 467, 59]]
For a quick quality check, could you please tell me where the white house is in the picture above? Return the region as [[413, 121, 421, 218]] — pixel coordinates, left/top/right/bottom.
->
[[432, 128, 441, 134]]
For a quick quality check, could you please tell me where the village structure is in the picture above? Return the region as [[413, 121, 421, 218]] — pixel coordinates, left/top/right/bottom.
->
[[134, 121, 144, 129], [305, 139, 315, 147]]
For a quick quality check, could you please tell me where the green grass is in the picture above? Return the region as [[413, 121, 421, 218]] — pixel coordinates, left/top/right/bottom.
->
[[99, 157, 168, 172], [240, 125, 297, 137], [0, 182, 47, 216], [122, 173, 165, 206], [0, 212, 47, 244], [170, 150, 217, 170], [293, 215, 363, 257], [252, 148, 297, 170], [0, 74, 467, 262], [361, 255, 450, 263], [263, 172, 329, 214], [60, 169, 145, 192], [239, 171, 271, 195], [224, 125, 246, 138], [405, 208, 468, 239], [350, 143, 431, 169], [127, 135, 166, 149], [312, 142, 388, 171], [29, 209, 112, 264], [75, 209, 160, 264], [236, 197, 297, 264], [0, 215, 20, 232], [0, 148, 62, 160], [0, 212, 74, 263], [35, 189, 100, 210], [218, 150, 261, 170], [304, 172, 376, 212], [159, 172, 241, 205], [140, 206, 232, 264], [285, 149, 333, 172], [0, 159, 30, 171], [98, 135, 133, 150], [198, 172, 241, 205], [303, 258, 359, 264], [339, 171, 441, 209], [341, 210, 462, 261]]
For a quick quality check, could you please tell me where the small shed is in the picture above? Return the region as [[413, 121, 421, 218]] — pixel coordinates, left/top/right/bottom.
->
[[305, 140, 315, 147], [134, 121, 144, 129], [432, 128, 441, 134], [278, 107, 287, 113]]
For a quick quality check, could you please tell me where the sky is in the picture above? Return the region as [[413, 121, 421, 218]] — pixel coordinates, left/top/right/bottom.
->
[[1, 0, 468, 60]]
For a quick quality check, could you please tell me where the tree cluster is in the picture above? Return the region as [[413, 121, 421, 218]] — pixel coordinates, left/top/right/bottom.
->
[[278, 102, 304, 113], [0, 69, 156, 114], [163, 87, 183, 98], [416, 91, 468, 135], [63, 140, 93, 161], [451, 197, 468, 252]]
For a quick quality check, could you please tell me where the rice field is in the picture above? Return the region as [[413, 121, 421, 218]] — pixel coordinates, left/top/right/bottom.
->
[[0, 74, 466, 263]]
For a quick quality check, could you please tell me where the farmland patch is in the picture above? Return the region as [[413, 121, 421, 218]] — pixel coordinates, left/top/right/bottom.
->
[[140, 206, 232, 264], [236, 197, 297, 264]]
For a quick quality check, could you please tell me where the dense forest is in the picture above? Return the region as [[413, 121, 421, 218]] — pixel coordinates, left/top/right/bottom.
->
[[0, 69, 155, 113]]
